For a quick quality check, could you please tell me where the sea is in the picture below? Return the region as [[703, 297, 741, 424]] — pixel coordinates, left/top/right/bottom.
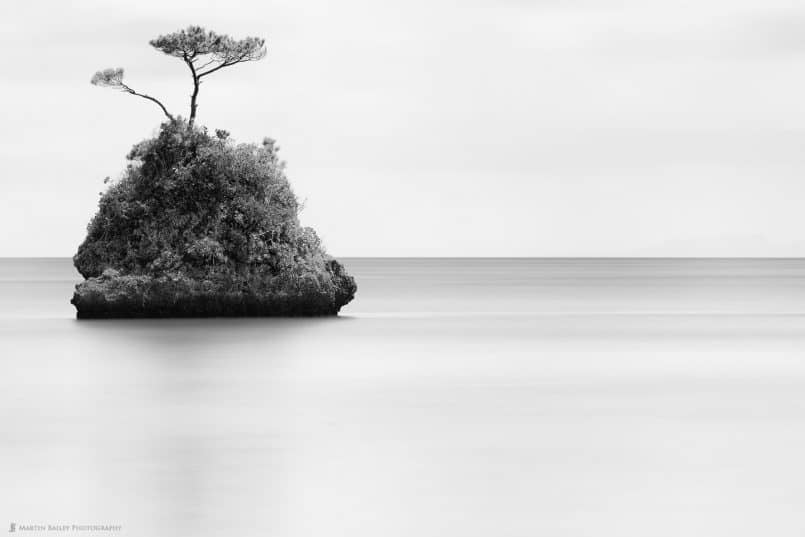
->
[[2, 258, 805, 536]]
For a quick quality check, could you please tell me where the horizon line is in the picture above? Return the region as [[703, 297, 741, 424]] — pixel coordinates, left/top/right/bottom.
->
[[6, 256, 805, 260]]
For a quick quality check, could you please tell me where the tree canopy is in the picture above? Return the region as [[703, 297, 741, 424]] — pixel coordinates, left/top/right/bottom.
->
[[91, 26, 266, 126], [149, 26, 266, 72]]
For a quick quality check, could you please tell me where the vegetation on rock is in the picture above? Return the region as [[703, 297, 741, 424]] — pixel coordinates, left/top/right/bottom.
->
[[73, 27, 356, 317]]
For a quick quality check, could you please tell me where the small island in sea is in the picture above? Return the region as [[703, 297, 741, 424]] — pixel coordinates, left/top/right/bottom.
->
[[71, 26, 356, 318]]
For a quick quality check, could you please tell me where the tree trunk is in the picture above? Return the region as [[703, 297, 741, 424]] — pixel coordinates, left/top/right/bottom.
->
[[189, 77, 199, 127], [184, 54, 200, 128]]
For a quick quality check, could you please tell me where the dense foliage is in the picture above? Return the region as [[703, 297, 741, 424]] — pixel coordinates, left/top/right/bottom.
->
[[149, 26, 266, 65], [72, 120, 355, 316]]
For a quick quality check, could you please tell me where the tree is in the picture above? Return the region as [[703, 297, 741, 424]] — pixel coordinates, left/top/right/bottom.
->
[[91, 26, 267, 126]]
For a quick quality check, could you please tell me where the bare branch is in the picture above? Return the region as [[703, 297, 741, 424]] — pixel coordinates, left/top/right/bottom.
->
[[197, 60, 238, 78], [125, 87, 175, 121], [194, 58, 218, 71]]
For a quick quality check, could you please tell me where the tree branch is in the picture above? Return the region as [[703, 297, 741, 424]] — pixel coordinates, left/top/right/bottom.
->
[[197, 57, 246, 78], [194, 58, 218, 71], [120, 83, 174, 120]]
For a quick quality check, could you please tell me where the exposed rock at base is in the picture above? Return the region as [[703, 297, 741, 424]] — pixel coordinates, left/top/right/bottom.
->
[[71, 265, 356, 318], [72, 120, 356, 318]]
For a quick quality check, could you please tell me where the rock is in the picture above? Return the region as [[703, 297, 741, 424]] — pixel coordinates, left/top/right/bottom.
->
[[71, 120, 356, 318], [71, 267, 355, 318]]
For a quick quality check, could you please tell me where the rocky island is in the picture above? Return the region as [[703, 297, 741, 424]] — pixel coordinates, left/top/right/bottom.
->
[[71, 26, 356, 318]]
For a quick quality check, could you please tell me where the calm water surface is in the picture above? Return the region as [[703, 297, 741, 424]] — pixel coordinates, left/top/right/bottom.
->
[[2, 258, 805, 536]]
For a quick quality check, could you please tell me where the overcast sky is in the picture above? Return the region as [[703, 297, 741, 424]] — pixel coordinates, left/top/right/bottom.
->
[[2, 0, 805, 256]]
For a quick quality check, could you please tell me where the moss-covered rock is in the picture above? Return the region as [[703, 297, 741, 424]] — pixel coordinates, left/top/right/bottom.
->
[[72, 120, 356, 318]]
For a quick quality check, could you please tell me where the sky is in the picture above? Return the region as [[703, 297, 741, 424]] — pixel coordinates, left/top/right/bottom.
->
[[2, 0, 805, 256]]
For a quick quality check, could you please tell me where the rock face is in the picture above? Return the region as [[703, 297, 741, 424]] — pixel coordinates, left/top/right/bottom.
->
[[72, 121, 356, 318]]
